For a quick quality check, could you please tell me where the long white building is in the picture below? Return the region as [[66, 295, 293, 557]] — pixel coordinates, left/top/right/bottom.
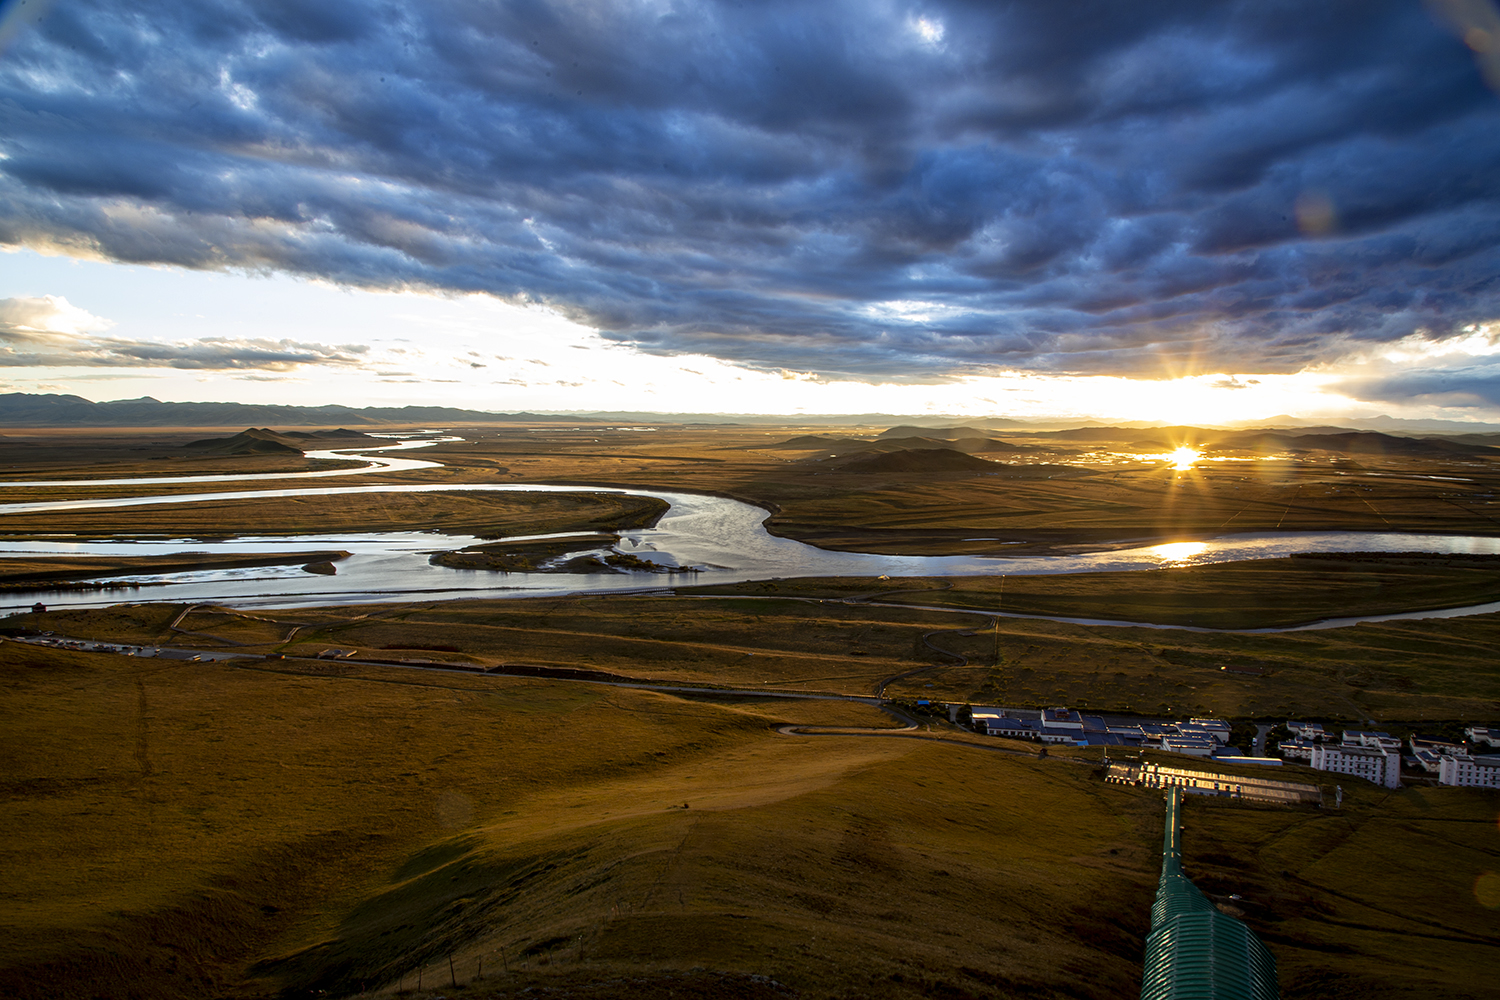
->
[[1105, 761, 1321, 806], [1437, 753, 1500, 788], [1310, 742, 1401, 788]]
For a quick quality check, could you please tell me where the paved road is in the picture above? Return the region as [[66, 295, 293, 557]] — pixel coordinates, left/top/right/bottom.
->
[[1253, 724, 1274, 756]]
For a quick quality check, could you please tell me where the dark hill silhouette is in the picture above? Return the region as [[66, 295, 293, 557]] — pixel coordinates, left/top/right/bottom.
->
[[286, 428, 378, 440], [183, 428, 305, 456], [833, 448, 998, 475], [877, 424, 995, 440], [839, 435, 1050, 456], [765, 434, 865, 449], [1227, 430, 1500, 457], [957, 437, 1048, 454]]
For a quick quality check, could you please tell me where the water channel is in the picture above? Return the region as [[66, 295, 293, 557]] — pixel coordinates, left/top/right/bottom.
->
[[2, 438, 1498, 630]]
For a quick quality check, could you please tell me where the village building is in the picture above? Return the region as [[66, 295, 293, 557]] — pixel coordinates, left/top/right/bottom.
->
[[1106, 760, 1321, 806], [1159, 734, 1218, 757], [1040, 707, 1084, 730], [1310, 742, 1401, 788], [1286, 720, 1325, 738], [1436, 753, 1500, 788], [1277, 736, 1317, 761], [1342, 730, 1400, 752], [973, 714, 1090, 745], [1409, 735, 1466, 757], [1186, 718, 1231, 742]]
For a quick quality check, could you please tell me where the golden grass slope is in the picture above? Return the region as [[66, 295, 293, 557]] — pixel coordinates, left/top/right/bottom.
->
[[14, 581, 1500, 721], [1, 640, 1497, 1000], [0, 491, 668, 540]]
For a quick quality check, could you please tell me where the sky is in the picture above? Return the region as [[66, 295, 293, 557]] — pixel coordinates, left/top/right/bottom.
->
[[1, 0, 1500, 424]]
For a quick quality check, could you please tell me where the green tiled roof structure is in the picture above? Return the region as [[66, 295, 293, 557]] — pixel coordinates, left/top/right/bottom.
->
[[1141, 787, 1279, 1000]]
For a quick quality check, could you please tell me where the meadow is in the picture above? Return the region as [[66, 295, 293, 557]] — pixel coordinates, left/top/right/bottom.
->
[[1, 639, 1495, 1000], [400, 424, 1500, 555], [9, 423, 1498, 556], [0, 491, 668, 543], [16, 572, 1500, 737], [2, 422, 1499, 998], [693, 551, 1500, 629]]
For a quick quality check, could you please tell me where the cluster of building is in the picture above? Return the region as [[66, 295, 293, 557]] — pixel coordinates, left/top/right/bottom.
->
[[969, 706, 1278, 766], [1106, 760, 1322, 807], [1279, 721, 1500, 789], [1279, 724, 1401, 789], [971, 707, 1500, 791]]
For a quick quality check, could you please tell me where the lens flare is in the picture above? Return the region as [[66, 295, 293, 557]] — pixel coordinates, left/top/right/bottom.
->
[[0, 0, 55, 54], [1168, 446, 1202, 470], [1476, 870, 1500, 909]]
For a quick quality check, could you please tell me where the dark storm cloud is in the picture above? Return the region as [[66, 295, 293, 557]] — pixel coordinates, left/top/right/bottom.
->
[[2, 0, 1499, 379]]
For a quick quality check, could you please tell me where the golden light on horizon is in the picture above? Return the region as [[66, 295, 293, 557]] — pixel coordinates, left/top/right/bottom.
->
[[1168, 446, 1202, 470]]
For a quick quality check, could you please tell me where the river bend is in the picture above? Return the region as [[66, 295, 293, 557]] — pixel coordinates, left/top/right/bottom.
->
[[2, 442, 1498, 630]]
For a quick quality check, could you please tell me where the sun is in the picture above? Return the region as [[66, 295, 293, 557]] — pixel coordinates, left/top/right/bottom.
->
[[1167, 446, 1202, 471]]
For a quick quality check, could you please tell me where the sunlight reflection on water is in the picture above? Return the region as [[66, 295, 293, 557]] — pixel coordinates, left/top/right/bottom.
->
[[1149, 541, 1210, 563]]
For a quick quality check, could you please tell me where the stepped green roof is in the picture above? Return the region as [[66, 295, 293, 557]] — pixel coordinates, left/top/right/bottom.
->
[[1141, 788, 1279, 1000]]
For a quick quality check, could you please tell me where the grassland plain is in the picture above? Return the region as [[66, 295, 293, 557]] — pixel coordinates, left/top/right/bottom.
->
[[690, 553, 1500, 629], [6, 423, 1498, 555], [13, 576, 1500, 721], [0, 428, 369, 480], [3, 424, 1500, 997], [2, 640, 1497, 1000], [0, 491, 668, 543], [394, 425, 1500, 555]]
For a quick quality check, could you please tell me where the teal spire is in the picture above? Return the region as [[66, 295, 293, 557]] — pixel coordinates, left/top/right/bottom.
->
[[1141, 788, 1279, 1000]]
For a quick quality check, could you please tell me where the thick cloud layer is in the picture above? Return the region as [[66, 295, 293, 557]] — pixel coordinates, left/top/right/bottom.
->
[[0, 294, 367, 368], [1, 0, 1498, 381]]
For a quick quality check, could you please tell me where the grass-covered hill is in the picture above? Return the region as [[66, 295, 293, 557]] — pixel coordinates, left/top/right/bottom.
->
[[830, 448, 1000, 475], [2, 628, 1496, 1000]]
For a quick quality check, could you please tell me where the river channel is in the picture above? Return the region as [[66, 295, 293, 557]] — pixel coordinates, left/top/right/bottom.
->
[[2, 438, 1499, 629]]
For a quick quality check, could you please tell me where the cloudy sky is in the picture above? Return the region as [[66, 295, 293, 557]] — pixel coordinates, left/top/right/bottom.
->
[[2, 0, 1499, 422]]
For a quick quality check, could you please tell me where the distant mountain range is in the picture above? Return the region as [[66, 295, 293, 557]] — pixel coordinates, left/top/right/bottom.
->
[[0, 393, 558, 427], [1, 393, 1498, 438]]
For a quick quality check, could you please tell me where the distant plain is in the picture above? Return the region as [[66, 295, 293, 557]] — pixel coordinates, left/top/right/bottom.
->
[[1, 420, 1498, 999]]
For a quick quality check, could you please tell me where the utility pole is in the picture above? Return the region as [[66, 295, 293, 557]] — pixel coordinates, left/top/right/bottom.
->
[[992, 575, 1003, 667]]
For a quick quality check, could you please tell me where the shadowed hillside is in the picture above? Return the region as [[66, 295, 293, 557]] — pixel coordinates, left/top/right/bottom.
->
[[829, 448, 1000, 475], [2, 635, 1495, 1000]]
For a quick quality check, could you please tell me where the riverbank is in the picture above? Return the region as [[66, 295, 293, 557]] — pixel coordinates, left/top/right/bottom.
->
[[0, 490, 669, 540], [0, 551, 352, 590], [686, 552, 1500, 630], [7, 423, 1498, 557]]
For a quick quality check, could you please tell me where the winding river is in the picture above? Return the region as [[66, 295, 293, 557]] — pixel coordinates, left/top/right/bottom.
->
[[2, 438, 1498, 630]]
